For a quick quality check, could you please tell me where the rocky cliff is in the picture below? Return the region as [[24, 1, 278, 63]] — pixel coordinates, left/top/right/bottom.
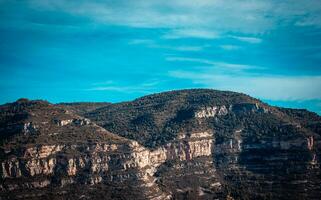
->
[[0, 89, 320, 199]]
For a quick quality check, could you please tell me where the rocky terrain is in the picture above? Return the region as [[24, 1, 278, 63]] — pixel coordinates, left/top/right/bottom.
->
[[0, 89, 320, 200]]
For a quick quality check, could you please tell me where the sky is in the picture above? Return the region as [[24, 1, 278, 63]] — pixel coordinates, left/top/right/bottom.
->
[[1, 0, 321, 114]]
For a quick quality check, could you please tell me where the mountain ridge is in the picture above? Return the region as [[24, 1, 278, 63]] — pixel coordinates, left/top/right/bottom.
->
[[0, 89, 320, 199]]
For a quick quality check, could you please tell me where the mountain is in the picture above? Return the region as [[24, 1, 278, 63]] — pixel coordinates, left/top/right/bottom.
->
[[0, 89, 320, 200]]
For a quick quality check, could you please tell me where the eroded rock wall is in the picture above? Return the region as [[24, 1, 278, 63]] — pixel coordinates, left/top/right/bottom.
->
[[0, 130, 216, 199]]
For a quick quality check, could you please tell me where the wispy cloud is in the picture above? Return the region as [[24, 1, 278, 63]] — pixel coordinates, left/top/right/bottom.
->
[[129, 39, 208, 52], [220, 45, 241, 50], [163, 29, 219, 39], [166, 56, 263, 70], [128, 39, 154, 45], [25, 0, 321, 33], [89, 80, 160, 94], [230, 36, 262, 44], [172, 46, 205, 51], [89, 86, 149, 93], [169, 70, 321, 100], [91, 80, 114, 86]]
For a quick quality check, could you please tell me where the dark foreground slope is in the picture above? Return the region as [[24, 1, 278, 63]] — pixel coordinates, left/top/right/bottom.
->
[[1, 89, 321, 200]]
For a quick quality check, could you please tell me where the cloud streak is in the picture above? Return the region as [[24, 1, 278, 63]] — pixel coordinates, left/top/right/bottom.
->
[[163, 29, 219, 39], [88, 80, 161, 94], [166, 56, 264, 71], [230, 36, 262, 44], [24, 0, 321, 33], [129, 39, 208, 52]]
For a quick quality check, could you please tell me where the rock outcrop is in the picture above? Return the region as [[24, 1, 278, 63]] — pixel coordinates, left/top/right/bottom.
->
[[194, 106, 228, 118]]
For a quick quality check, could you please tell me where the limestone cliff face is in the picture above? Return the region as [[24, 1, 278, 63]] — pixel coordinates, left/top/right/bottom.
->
[[0, 130, 213, 183], [2, 126, 319, 199], [0, 130, 214, 200], [1, 90, 321, 200]]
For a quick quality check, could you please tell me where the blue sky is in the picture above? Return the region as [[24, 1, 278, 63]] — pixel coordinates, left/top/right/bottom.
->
[[1, 0, 321, 114]]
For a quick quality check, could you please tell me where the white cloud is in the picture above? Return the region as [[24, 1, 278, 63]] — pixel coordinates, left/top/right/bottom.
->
[[220, 45, 241, 50], [163, 29, 219, 39], [230, 36, 262, 44], [89, 80, 160, 94], [129, 40, 208, 52], [172, 46, 205, 51], [169, 70, 321, 100], [27, 0, 321, 34], [128, 39, 154, 45], [166, 56, 263, 70], [89, 86, 149, 93]]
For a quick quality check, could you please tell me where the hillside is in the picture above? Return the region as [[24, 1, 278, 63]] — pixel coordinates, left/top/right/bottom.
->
[[84, 89, 308, 149], [57, 102, 111, 116], [0, 89, 320, 200]]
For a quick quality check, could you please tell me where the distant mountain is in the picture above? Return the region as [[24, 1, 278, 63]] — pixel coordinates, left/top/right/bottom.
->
[[0, 89, 320, 200]]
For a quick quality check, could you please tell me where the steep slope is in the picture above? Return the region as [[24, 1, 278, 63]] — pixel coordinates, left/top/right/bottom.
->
[[1, 89, 321, 200]]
